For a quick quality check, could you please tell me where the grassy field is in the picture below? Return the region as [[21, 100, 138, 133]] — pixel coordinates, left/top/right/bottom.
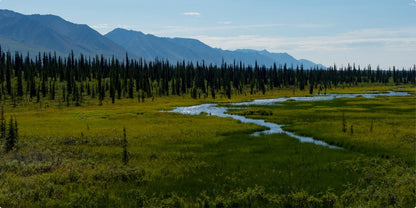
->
[[229, 87, 416, 163], [0, 85, 415, 207]]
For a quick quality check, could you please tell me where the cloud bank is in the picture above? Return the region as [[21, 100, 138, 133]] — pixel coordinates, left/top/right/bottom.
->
[[192, 28, 416, 69]]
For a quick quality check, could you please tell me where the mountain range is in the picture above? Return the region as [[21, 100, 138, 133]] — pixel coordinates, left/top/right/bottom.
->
[[0, 9, 324, 68]]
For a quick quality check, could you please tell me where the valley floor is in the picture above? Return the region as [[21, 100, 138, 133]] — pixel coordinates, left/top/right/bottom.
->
[[0, 85, 415, 207]]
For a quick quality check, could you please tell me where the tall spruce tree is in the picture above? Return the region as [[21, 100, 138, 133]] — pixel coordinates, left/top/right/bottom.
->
[[5, 116, 17, 152], [0, 106, 5, 139], [122, 127, 128, 165]]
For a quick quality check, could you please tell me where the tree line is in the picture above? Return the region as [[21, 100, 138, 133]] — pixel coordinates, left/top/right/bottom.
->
[[0, 47, 415, 104]]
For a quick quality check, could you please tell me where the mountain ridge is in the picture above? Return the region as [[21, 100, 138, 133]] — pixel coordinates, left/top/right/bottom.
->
[[0, 9, 131, 58], [0, 9, 324, 68]]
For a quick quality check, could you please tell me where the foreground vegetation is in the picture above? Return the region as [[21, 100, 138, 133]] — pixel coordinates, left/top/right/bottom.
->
[[0, 84, 414, 207]]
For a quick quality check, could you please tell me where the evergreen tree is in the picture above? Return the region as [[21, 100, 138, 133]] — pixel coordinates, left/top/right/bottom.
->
[[128, 77, 134, 99], [5, 116, 17, 152], [50, 81, 56, 100], [0, 106, 5, 138], [41, 78, 47, 97], [16, 66, 23, 97], [29, 76, 36, 99], [5, 52, 12, 96], [36, 85, 40, 103], [122, 127, 128, 165], [110, 83, 115, 103], [62, 86, 66, 102]]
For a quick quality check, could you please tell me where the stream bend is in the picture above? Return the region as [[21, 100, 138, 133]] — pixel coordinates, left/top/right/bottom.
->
[[168, 91, 408, 149]]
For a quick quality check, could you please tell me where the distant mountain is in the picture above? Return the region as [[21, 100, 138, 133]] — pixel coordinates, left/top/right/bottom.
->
[[0, 9, 130, 58], [106, 28, 323, 68], [0, 34, 60, 56], [298, 59, 326, 69], [0, 9, 324, 68], [231, 49, 299, 67], [105, 28, 225, 64]]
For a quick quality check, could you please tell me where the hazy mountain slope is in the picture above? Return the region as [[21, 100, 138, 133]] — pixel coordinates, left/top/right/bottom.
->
[[106, 28, 222, 63], [0, 9, 130, 58], [106, 28, 323, 68], [0, 34, 66, 57], [28, 14, 129, 57], [0, 9, 324, 68]]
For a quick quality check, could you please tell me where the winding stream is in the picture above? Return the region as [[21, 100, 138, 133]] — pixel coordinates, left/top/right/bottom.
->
[[167, 91, 409, 149]]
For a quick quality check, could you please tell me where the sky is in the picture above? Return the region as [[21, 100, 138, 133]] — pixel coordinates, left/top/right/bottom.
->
[[1, 0, 415, 69]]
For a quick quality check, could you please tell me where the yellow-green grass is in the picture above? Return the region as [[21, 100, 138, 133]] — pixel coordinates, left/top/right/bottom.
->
[[0, 85, 414, 207], [322, 84, 415, 94], [1, 97, 265, 207], [229, 88, 416, 164], [9, 84, 412, 141]]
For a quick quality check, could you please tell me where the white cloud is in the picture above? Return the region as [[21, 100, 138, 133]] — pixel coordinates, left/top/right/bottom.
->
[[410, 0, 416, 6], [192, 27, 416, 52], [183, 12, 200, 16], [150, 23, 329, 36], [152, 24, 286, 35], [191, 28, 416, 69]]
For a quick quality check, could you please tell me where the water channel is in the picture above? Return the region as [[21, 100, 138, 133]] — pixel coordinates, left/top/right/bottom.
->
[[167, 91, 409, 149]]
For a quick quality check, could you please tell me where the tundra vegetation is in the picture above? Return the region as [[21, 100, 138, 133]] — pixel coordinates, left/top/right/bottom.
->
[[0, 49, 415, 207]]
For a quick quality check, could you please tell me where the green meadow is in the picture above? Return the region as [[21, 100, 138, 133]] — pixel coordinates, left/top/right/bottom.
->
[[0, 85, 415, 207]]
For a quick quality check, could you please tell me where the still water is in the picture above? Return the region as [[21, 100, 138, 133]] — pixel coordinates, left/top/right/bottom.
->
[[168, 91, 408, 149]]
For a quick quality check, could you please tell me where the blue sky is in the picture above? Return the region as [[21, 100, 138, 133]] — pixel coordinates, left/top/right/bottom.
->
[[1, 0, 415, 68]]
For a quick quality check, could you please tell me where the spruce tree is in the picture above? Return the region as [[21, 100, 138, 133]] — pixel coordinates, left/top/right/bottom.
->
[[41, 78, 47, 97], [51, 81, 55, 100], [5, 52, 12, 96], [17, 68, 23, 97], [0, 106, 5, 139], [128, 78, 134, 99], [122, 127, 128, 165], [36, 86, 40, 103], [62, 86, 66, 102], [5, 116, 17, 152]]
